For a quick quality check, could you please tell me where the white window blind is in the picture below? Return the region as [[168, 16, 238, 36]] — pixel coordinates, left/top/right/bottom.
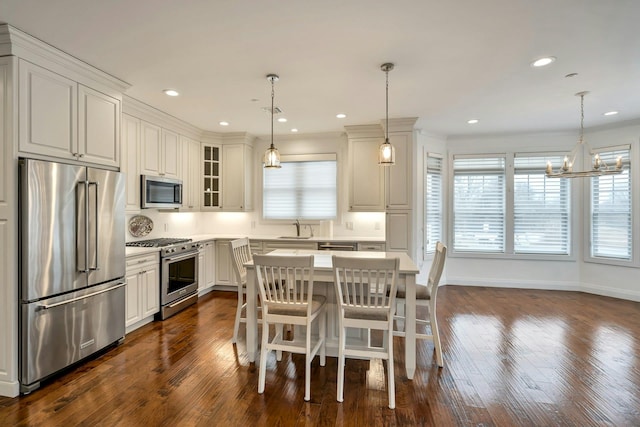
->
[[514, 155, 571, 255], [591, 148, 631, 260], [425, 154, 443, 254], [453, 156, 505, 252], [263, 158, 337, 220]]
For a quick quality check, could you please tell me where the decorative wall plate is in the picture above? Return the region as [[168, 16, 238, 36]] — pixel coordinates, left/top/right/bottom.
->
[[128, 215, 154, 237]]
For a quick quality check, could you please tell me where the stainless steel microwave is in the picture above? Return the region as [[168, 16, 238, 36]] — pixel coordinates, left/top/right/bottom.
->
[[141, 175, 183, 209]]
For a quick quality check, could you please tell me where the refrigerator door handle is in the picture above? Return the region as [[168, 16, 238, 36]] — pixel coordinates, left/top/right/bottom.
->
[[36, 282, 126, 310], [76, 181, 90, 273], [88, 181, 100, 271]]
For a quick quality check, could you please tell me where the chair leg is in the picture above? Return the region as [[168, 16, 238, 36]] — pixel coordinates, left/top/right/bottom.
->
[[337, 326, 346, 403], [386, 323, 395, 409], [304, 323, 312, 402], [232, 287, 244, 344], [275, 323, 283, 361], [258, 319, 270, 394], [320, 309, 326, 366], [430, 300, 444, 367]]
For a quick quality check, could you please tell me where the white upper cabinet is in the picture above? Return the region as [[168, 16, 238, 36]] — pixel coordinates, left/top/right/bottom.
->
[[140, 121, 181, 179], [18, 60, 120, 167], [181, 136, 200, 211], [221, 143, 253, 211], [201, 144, 221, 210], [78, 84, 120, 167], [19, 60, 77, 160], [140, 121, 161, 175], [162, 129, 180, 178], [122, 114, 141, 212], [384, 132, 412, 210], [348, 137, 385, 211]]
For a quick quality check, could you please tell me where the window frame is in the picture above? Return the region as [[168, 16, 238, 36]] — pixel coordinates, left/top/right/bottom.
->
[[261, 153, 339, 222], [424, 152, 443, 256], [448, 151, 577, 261], [584, 144, 634, 267]]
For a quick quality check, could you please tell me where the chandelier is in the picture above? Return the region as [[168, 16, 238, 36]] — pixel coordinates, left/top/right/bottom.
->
[[378, 62, 395, 166], [263, 74, 282, 169], [546, 91, 622, 178]]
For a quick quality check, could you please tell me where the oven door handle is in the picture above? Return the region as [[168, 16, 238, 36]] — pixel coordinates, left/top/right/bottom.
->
[[163, 251, 198, 263]]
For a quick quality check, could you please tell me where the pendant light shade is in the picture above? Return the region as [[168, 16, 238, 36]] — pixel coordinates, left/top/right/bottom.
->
[[264, 74, 281, 169], [378, 62, 395, 166]]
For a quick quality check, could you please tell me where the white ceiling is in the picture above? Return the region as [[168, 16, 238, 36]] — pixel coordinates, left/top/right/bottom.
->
[[2, 0, 640, 138]]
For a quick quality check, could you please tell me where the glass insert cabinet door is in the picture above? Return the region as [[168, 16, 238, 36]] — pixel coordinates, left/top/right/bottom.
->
[[202, 144, 220, 209]]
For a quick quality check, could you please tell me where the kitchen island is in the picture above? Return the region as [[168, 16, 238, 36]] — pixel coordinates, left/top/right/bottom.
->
[[244, 249, 420, 380]]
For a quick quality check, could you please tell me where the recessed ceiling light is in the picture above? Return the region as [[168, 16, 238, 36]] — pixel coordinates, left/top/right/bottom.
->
[[291, 128, 299, 133], [219, 121, 229, 126], [467, 119, 479, 124], [603, 111, 618, 116], [336, 113, 347, 119], [277, 117, 287, 123], [531, 57, 556, 67], [163, 89, 179, 96]]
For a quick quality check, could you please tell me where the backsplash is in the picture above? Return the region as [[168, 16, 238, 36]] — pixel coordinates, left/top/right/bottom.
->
[[125, 210, 385, 241]]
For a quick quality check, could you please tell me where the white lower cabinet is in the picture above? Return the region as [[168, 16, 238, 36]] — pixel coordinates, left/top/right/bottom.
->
[[215, 240, 233, 286], [125, 252, 159, 332], [198, 240, 216, 294]]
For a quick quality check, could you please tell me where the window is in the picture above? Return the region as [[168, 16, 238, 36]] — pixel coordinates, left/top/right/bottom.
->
[[425, 154, 443, 254], [514, 155, 570, 255], [263, 154, 337, 220], [453, 156, 505, 253], [590, 147, 631, 260]]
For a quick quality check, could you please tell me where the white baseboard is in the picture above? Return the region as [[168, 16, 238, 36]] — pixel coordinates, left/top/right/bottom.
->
[[444, 277, 581, 292], [0, 379, 20, 398], [443, 277, 640, 302], [580, 282, 640, 302]]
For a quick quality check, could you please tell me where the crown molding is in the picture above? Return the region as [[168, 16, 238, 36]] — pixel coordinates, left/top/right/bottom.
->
[[220, 132, 256, 145], [122, 95, 203, 140], [0, 24, 129, 96], [383, 117, 418, 133], [344, 124, 383, 139]]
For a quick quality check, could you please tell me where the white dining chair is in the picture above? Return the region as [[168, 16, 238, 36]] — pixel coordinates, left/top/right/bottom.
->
[[332, 255, 400, 409], [229, 237, 255, 344], [254, 254, 326, 402], [393, 241, 446, 367]]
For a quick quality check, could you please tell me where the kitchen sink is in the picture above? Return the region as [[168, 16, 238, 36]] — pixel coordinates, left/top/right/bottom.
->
[[278, 236, 311, 239]]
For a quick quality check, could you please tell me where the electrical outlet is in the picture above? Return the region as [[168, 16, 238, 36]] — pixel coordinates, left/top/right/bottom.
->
[[374, 222, 381, 230], [164, 223, 168, 232], [251, 221, 256, 229], [346, 221, 353, 230]]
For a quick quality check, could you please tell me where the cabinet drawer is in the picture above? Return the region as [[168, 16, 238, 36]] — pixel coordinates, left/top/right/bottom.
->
[[250, 240, 264, 254], [126, 253, 159, 267], [357, 242, 385, 252], [264, 241, 317, 251]]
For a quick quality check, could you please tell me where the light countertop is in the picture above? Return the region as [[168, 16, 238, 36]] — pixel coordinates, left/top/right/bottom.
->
[[126, 234, 385, 257]]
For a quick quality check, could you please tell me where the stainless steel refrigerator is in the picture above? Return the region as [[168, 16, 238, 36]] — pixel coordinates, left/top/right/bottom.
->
[[19, 158, 126, 393]]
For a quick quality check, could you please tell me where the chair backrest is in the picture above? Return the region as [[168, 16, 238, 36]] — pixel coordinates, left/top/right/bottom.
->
[[428, 242, 447, 293], [253, 254, 315, 315], [332, 255, 400, 314], [230, 237, 252, 286]]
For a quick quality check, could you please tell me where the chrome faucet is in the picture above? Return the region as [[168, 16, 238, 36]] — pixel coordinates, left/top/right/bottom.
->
[[294, 219, 301, 236]]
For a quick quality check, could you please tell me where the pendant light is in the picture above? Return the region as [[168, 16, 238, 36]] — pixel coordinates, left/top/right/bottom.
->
[[263, 74, 282, 169], [378, 62, 395, 166], [546, 91, 623, 178]]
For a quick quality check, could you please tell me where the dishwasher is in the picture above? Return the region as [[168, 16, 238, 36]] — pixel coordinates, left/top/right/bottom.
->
[[317, 242, 358, 251]]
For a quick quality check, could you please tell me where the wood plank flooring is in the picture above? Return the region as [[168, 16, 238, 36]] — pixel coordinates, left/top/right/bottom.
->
[[1, 286, 639, 426]]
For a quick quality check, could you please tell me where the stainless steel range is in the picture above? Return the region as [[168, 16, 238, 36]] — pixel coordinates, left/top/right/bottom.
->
[[126, 238, 199, 319]]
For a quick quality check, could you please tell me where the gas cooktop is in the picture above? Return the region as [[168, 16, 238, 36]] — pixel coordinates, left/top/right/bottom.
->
[[126, 238, 192, 248]]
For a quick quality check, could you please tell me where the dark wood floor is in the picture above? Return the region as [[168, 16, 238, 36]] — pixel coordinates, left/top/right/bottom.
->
[[1, 286, 639, 426]]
